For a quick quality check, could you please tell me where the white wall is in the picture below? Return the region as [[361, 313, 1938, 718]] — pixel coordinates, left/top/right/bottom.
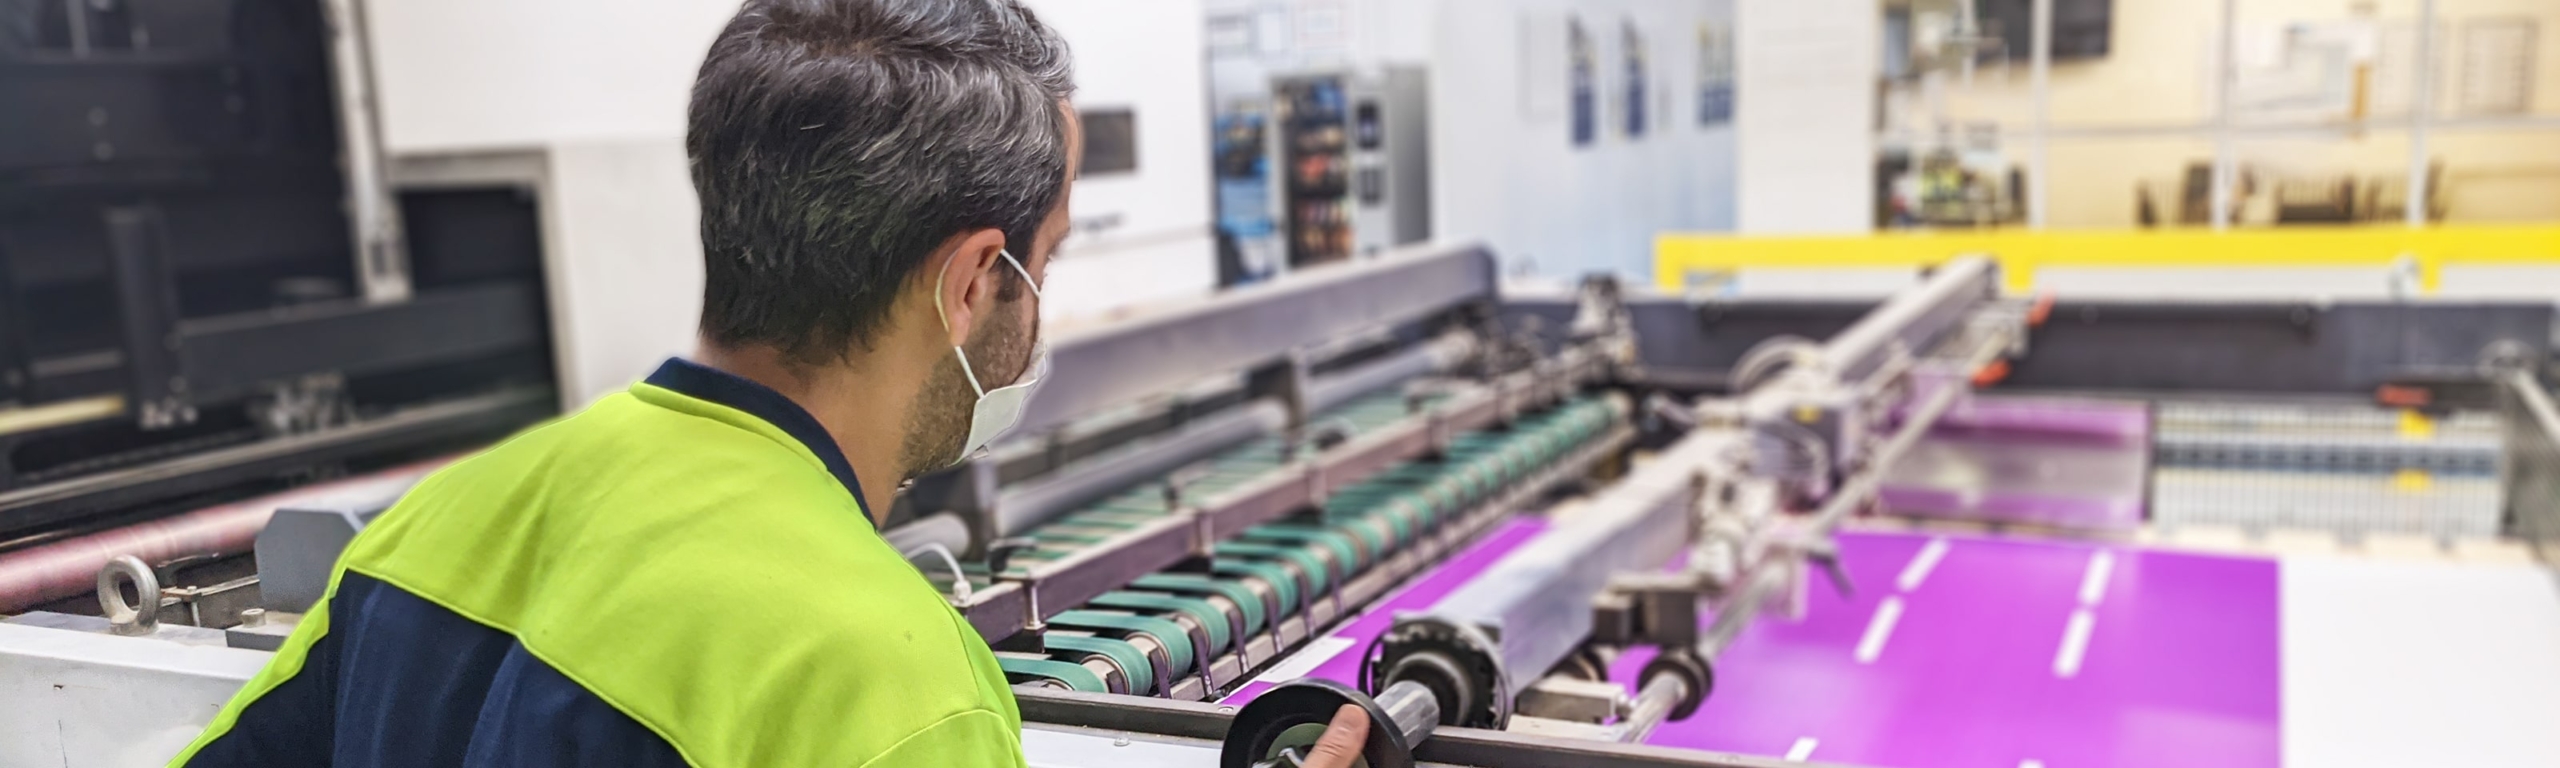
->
[[1013, 0, 1221, 321], [368, 0, 734, 151], [364, 0, 1221, 400], [1432, 0, 1739, 280], [1733, 0, 1876, 235]]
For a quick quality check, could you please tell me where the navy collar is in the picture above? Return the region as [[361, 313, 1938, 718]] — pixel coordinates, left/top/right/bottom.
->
[[644, 358, 872, 526]]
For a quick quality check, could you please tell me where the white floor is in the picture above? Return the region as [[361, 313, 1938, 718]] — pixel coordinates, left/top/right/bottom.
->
[[2281, 555, 2560, 768]]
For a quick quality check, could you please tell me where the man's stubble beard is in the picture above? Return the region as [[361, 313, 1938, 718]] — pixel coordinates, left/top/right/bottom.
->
[[898, 298, 1037, 482]]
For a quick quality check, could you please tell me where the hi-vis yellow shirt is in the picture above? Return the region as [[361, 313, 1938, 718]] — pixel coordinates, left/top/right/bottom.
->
[[172, 359, 1024, 768]]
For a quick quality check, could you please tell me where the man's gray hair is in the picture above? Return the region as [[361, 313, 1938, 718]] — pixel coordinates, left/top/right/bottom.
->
[[688, 0, 1074, 366]]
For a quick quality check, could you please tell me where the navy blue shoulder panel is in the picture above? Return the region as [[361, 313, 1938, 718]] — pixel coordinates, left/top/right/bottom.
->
[[181, 572, 688, 768], [644, 357, 871, 524]]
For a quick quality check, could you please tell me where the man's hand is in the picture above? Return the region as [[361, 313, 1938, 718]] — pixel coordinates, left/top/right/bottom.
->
[[1299, 704, 1371, 768]]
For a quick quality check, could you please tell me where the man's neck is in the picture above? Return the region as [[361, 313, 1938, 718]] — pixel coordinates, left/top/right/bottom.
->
[[691, 343, 914, 523]]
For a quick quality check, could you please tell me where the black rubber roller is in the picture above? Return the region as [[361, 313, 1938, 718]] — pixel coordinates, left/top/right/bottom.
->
[[1223, 678, 1430, 768], [1641, 650, 1715, 722]]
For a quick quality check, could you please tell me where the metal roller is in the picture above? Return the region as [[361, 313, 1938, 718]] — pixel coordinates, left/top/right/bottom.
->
[[1223, 678, 1441, 768]]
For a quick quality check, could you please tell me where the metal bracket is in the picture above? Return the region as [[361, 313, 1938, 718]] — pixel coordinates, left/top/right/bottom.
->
[[1589, 572, 1704, 650], [1248, 350, 1315, 443], [102, 205, 193, 430], [1515, 677, 1628, 724]]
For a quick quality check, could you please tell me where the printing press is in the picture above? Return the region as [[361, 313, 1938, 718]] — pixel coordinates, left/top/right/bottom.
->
[[7, 4, 2560, 765], [10, 234, 2560, 767]]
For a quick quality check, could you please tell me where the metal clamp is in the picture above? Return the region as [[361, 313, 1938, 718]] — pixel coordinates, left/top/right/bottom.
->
[[96, 555, 160, 637]]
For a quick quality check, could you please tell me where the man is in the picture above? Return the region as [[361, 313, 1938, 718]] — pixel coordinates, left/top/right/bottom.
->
[[171, 1, 1368, 766]]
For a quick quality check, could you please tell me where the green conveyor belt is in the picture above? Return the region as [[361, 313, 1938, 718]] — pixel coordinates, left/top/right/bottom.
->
[[1041, 634, 1154, 695], [992, 395, 1621, 696]]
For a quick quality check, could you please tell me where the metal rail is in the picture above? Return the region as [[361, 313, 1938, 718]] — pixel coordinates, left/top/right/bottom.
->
[[1815, 256, 1997, 382], [0, 387, 552, 538], [2500, 370, 2560, 549], [989, 332, 1482, 540], [1018, 244, 1497, 437], [1016, 687, 1808, 768]]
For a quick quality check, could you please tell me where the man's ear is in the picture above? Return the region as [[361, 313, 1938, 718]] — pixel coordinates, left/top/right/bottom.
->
[[931, 228, 1012, 348]]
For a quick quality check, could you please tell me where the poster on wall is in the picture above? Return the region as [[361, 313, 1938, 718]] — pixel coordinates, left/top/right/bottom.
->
[[1569, 15, 1595, 147], [1698, 19, 1735, 126], [1623, 20, 1648, 139]]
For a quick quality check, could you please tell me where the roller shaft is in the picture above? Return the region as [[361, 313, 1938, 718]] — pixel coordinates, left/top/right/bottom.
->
[[1374, 679, 1443, 749], [1618, 673, 1690, 744]]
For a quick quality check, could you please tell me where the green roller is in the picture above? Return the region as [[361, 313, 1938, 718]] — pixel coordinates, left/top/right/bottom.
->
[[1048, 610, 1196, 675], [1090, 592, 1232, 657], [1218, 540, 1341, 593], [1323, 515, 1393, 559], [1042, 634, 1154, 695], [1039, 522, 1126, 540], [1130, 573, 1267, 640], [1242, 525, 1367, 571], [1062, 509, 1156, 526], [1324, 492, 1415, 543], [999, 657, 1108, 693], [1210, 560, 1301, 617]]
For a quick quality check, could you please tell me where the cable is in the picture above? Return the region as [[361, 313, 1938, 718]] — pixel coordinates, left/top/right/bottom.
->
[[903, 542, 974, 602]]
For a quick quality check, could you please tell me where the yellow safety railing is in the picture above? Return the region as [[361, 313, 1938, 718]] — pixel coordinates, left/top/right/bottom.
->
[[1654, 225, 2560, 295]]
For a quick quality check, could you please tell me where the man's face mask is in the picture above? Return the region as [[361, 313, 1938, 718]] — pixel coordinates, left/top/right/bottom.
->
[[934, 248, 1047, 460]]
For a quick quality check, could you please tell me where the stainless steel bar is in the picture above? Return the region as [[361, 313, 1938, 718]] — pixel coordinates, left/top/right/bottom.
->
[[1811, 371, 1966, 530], [318, 0, 411, 302], [994, 332, 1480, 538], [2500, 370, 2560, 545], [995, 404, 1283, 537], [1617, 673, 1689, 744], [1815, 256, 1997, 381], [1305, 333, 1480, 414], [1019, 244, 1497, 436], [1013, 686, 1805, 768], [1696, 566, 1785, 662], [1376, 679, 1443, 747]]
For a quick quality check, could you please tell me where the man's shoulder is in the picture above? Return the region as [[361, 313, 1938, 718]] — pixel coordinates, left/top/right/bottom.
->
[[522, 516, 1017, 767]]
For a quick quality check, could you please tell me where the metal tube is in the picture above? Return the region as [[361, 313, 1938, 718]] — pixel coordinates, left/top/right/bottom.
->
[[995, 334, 1476, 538], [995, 403, 1284, 537], [1617, 673, 1690, 744], [2406, 0, 2438, 227], [1816, 257, 1996, 381], [1305, 333, 1479, 414], [883, 513, 973, 558], [1698, 567, 1786, 662], [318, 0, 411, 302], [1375, 679, 1444, 748], [2211, 0, 2238, 231], [0, 462, 441, 612], [1812, 369, 1967, 531]]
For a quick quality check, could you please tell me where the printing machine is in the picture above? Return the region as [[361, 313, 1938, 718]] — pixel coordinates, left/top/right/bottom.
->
[[9, 3, 2560, 767], [0, 0, 557, 621], [10, 229, 2559, 766]]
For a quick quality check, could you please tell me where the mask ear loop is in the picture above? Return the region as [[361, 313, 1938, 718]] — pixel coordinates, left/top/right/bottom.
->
[[902, 542, 975, 602], [933, 247, 996, 397]]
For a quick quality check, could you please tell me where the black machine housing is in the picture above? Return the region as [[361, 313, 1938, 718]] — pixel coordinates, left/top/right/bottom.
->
[[0, 0, 556, 543]]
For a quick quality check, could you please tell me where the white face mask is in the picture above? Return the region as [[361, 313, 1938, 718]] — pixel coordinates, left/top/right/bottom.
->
[[934, 248, 1048, 460]]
